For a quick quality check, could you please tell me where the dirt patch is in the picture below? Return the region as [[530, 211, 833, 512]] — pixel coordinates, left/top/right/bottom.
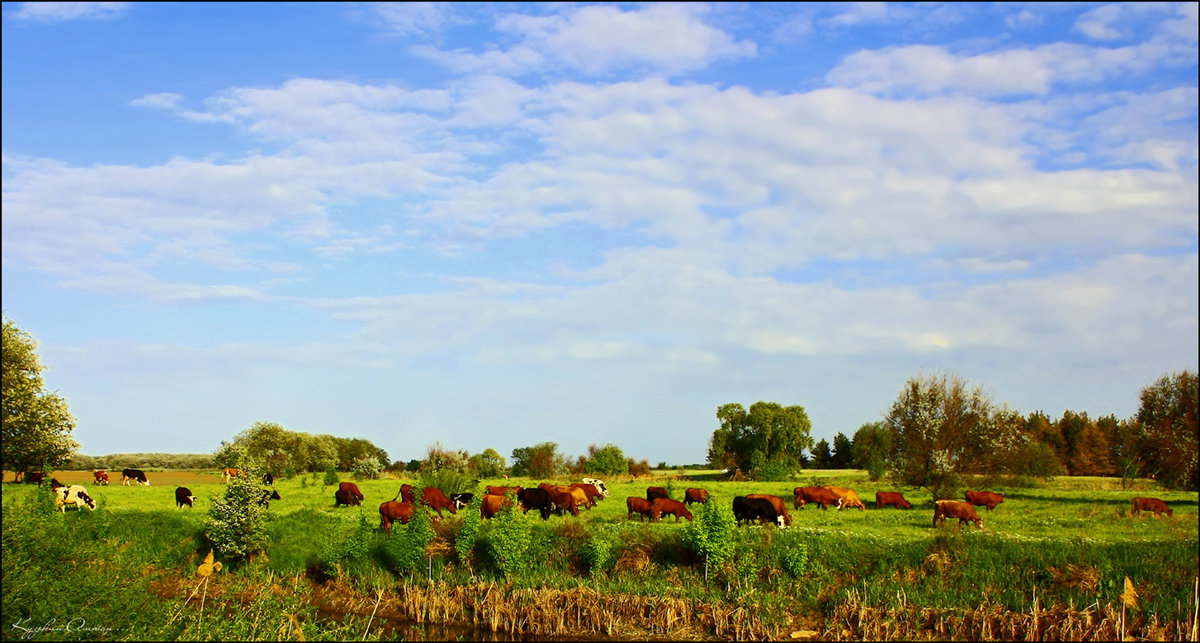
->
[[3, 470, 226, 486]]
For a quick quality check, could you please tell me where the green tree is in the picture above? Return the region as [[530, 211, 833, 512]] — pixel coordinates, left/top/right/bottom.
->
[[205, 455, 269, 559], [810, 439, 832, 469], [511, 442, 566, 478], [469, 448, 507, 478], [682, 493, 737, 581], [2, 317, 79, 478], [1135, 370, 1198, 490], [584, 443, 629, 476], [852, 421, 893, 481], [830, 432, 854, 469], [706, 401, 813, 478]]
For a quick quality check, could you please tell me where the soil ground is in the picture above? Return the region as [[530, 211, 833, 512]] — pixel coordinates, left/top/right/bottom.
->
[[3, 470, 223, 486]]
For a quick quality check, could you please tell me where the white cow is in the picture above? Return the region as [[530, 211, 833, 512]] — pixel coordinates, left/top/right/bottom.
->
[[581, 478, 609, 497], [55, 485, 97, 513]]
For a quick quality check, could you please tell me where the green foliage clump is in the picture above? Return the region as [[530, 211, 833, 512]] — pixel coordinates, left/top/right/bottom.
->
[[682, 494, 737, 572], [580, 529, 614, 576], [485, 496, 533, 578], [382, 499, 436, 576], [469, 448, 506, 477], [455, 493, 484, 570], [204, 461, 269, 560], [778, 531, 809, 577], [323, 465, 339, 486], [585, 444, 629, 475], [351, 455, 382, 480], [419, 468, 476, 497], [750, 459, 794, 481], [317, 513, 376, 578]]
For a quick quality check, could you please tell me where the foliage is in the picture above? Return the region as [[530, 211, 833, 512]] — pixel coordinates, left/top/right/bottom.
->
[[204, 457, 269, 559], [1135, 370, 1198, 490], [511, 442, 567, 478], [810, 439, 832, 469], [749, 459, 793, 481], [216, 420, 389, 475], [778, 531, 809, 577], [682, 493, 737, 572], [382, 497, 437, 576], [485, 495, 533, 578], [852, 421, 893, 481], [584, 443, 629, 476], [64, 452, 215, 470], [468, 448, 507, 477], [455, 493, 485, 570], [351, 455, 382, 480], [1, 316, 79, 476], [627, 457, 651, 477], [707, 401, 813, 477], [580, 528, 614, 576], [317, 513, 376, 577], [831, 432, 854, 469], [323, 465, 339, 486], [418, 467, 477, 496], [424, 442, 470, 473]]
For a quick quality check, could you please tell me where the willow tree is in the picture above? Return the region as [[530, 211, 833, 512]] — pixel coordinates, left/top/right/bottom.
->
[[707, 401, 813, 479]]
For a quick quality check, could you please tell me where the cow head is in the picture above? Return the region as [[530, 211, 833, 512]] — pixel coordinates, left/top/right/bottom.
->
[[78, 490, 97, 511]]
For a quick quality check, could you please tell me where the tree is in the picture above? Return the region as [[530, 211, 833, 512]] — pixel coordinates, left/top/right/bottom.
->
[[1135, 370, 1198, 490], [706, 401, 813, 478], [831, 432, 854, 469], [2, 317, 79, 478], [584, 444, 628, 476], [511, 442, 566, 478], [852, 421, 893, 480], [469, 448, 507, 478], [810, 439, 832, 469]]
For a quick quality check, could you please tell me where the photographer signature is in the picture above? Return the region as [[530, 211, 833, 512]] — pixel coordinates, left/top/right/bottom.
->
[[10, 617, 115, 640]]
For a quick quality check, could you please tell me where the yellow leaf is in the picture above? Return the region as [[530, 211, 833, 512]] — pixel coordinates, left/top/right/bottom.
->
[[1121, 576, 1139, 610]]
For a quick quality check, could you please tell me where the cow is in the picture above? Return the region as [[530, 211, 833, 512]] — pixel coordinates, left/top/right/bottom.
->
[[964, 490, 1005, 510], [417, 487, 457, 517], [746, 494, 793, 526], [379, 500, 415, 533], [339, 481, 365, 503], [50, 478, 65, 490], [516, 487, 554, 520], [826, 486, 867, 511], [55, 485, 96, 513], [545, 487, 580, 517], [544, 484, 593, 510], [222, 467, 239, 483], [650, 497, 694, 522], [175, 486, 196, 509], [793, 486, 842, 510], [684, 488, 710, 505], [933, 500, 984, 530], [875, 491, 912, 509], [1131, 497, 1173, 517], [581, 477, 609, 497], [450, 493, 475, 511], [626, 496, 654, 521], [733, 496, 785, 528], [481, 494, 513, 519], [26, 471, 45, 486], [486, 485, 522, 497], [263, 472, 274, 485], [570, 483, 604, 505], [93, 470, 110, 486], [258, 489, 282, 509], [646, 486, 669, 502], [334, 488, 362, 507], [122, 468, 149, 486], [399, 483, 415, 503]]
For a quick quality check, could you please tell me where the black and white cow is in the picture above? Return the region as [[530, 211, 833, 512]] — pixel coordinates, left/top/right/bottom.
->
[[121, 468, 149, 486], [56, 485, 97, 513], [450, 493, 475, 511], [175, 486, 196, 509], [262, 472, 274, 485], [258, 489, 282, 509], [581, 477, 609, 497]]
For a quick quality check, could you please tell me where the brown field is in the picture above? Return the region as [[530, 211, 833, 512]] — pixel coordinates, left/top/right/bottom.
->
[[3, 469, 224, 486]]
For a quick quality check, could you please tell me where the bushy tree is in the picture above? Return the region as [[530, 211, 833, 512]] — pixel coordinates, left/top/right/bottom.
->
[[682, 494, 737, 580], [2, 317, 78, 478], [1135, 370, 1198, 490], [830, 432, 854, 469], [205, 457, 269, 559], [852, 422, 893, 481], [707, 401, 813, 478], [584, 443, 629, 476], [469, 448, 506, 478], [511, 442, 567, 478], [351, 455, 382, 479]]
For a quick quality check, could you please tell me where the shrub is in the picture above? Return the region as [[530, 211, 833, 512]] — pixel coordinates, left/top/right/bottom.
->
[[750, 459, 793, 481], [382, 499, 436, 576], [585, 444, 629, 476], [580, 530, 614, 576], [205, 461, 269, 560], [323, 465, 339, 486], [418, 468, 476, 496], [682, 494, 736, 578], [455, 493, 484, 571], [778, 531, 809, 577], [351, 456, 382, 480], [485, 497, 532, 578]]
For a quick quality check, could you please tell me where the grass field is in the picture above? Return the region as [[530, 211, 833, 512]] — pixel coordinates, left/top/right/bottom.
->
[[3, 469, 1197, 641]]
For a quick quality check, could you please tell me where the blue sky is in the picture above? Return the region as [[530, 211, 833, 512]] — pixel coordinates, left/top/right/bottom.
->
[[3, 2, 1197, 466]]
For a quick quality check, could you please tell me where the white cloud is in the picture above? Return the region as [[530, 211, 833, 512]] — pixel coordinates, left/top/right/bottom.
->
[[362, 2, 465, 36], [11, 2, 130, 22]]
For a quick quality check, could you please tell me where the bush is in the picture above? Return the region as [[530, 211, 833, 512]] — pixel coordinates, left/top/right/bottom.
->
[[205, 461, 269, 560], [323, 465, 339, 486], [418, 468, 476, 497], [485, 497, 533, 578], [682, 494, 736, 577], [750, 459, 794, 481], [455, 494, 484, 571], [778, 531, 809, 577], [351, 456, 382, 480], [580, 530, 614, 576], [382, 500, 436, 576]]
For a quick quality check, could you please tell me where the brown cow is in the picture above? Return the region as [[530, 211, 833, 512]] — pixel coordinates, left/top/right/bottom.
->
[[339, 481, 365, 502], [541, 483, 593, 510], [482, 494, 513, 519], [684, 488, 710, 505], [646, 486, 669, 501], [399, 483, 415, 503], [334, 488, 361, 507], [875, 491, 911, 509], [747, 494, 793, 526], [964, 490, 1005, 510], [93, 470, 110, 486], [486, 485, 522, 497], [570, 483, 604, 505], [379, 500, 415, 533], [222, 467, 239, 483], [793, 486, 842, 510], [650, 497, 694, 522], [934, 500, 984, 529], [826, 486, 867, 511], [626, 496, 654, 521], [545, 487, 579, 516], [1131, 497, 1173, 517], [419, 487, 458, 516]]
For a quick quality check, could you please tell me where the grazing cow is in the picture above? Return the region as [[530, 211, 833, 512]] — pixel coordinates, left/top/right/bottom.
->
[[50, 478, 65, 490], [626, 496, 654, 521], [334, 488, 361, 507], [516, 487, 554, 520], [746, 494, 793, 526], [122, 468, 149, 486], [417, 487, 457, 516], [481, 494, 513, 519], [379, 500, 415, 533], [399, 483, 415, 503], [875, 491, 912, 509], [175, 486, 196, 509], [733, 496, 785, 527], [541, 483, 593, 511], [450, 493, 475, 511], [26, 471, 45, 486], [258, 489, 282, 509], [55, 485, 96, 513], [650, 497, 694, 522], [222, 467, 239, 483], [964, 490, 1005, 510], [93, 470, 110, 486], [646, 486, 669, 502], [826, 486, 867, 511], [1131, 497, 1173, 517], [486, 485, 522, 497], [570, 483, 604, 505], [545, 487, 580, 517], [581, 477, 609, 497], [339, 481, 365, 503], [933, 500, 984, 530], [263, 473, 274, 485], [684, 488, 710, 505], [792, 486, 842, 510]]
